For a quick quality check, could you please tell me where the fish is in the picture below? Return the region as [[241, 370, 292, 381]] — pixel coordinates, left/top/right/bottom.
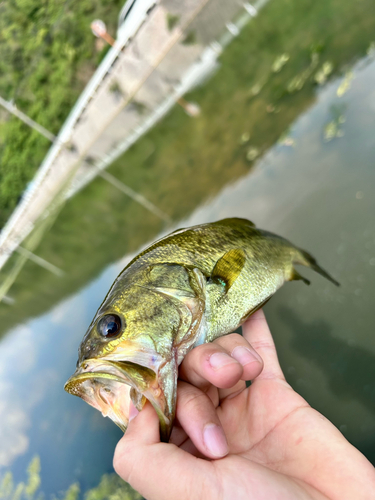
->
[[64, 218, 339, 441]]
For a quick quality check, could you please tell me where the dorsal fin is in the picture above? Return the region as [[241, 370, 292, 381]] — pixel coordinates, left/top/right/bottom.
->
[[211, 248, 246, 291], [212, 217, 256, 229]]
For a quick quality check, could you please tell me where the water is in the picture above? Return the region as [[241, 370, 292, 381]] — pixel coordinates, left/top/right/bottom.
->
[[1, 3, 375, 497], [188, 54, 375, 455]]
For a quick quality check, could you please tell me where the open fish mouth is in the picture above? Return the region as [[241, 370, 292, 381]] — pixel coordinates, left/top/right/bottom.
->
[[64, 359, 170, 437]]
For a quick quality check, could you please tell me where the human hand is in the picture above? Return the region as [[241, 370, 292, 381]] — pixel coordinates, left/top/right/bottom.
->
[[114, 310, 375, 500]]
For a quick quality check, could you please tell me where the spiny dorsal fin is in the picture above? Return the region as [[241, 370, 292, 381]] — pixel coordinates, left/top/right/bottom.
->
[[211, 248, 246, 291], [212, 217, 256, 229]]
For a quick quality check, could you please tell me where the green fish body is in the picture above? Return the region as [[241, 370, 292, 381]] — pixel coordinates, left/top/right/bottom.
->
[[65, 218, 338, 440]]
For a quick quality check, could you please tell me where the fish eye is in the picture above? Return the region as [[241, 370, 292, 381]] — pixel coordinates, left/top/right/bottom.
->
[[97, 314, 122, 338]]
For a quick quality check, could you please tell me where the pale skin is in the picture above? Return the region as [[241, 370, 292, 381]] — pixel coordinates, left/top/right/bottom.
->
[[114, 310, 375, 500]]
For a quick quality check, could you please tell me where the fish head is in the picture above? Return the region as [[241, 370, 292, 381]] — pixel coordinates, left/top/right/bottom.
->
[[64, 275, 183, 441]]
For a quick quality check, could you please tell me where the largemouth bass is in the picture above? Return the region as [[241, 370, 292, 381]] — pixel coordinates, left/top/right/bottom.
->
[[65, 218, 338, 441]]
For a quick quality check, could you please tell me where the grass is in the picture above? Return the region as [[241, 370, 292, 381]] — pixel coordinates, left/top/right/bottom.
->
[[0, 0, 123, 228]]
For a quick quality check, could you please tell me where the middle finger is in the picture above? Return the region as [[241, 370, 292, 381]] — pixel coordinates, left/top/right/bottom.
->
[[179, 333, 263, 399]]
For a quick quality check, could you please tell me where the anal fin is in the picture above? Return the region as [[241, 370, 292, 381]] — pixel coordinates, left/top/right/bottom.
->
[[291, 267, 311, 286]]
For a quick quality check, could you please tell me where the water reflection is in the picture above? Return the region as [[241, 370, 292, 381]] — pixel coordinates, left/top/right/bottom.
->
[[0, 266, 127, 495], [279, 306, 375, 417], [0, 324, 46, 468], [0, 455, 141, 500], [0, 379, 29, 468]]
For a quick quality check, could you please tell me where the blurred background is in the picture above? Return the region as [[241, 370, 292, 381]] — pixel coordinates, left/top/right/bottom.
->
[[0, 0, 374, 497]]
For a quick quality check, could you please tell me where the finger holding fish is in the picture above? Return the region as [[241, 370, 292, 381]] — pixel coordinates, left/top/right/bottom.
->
[[170, 332, 264, 456], [179, 337, 242, 391], [242, 308, 285, 381], [174, 380, 229, 458], [179, 333, 263, 399], [114, 402, 213, 500]]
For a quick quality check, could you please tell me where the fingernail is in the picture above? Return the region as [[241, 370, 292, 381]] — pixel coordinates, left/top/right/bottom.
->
[[209, 352, 238, 370], [203, 424, 228, 457], [231, 346, 262, 366], [129, 401, 139, 422]]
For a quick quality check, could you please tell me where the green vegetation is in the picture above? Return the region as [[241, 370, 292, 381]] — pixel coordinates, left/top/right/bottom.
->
[[166, 13, 180, 32], [0, 456, 42, 500], [181, 30, 197, 45], [0, 0, 375, 339], [85, 474, 142, 500], [324, 103, 347, 141], [0, 456, 141, 500], [109, 81, 123, 98], [0, 0, 123, 228]]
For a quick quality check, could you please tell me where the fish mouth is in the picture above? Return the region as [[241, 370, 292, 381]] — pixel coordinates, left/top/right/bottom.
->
[[64, 359, 171, 439]]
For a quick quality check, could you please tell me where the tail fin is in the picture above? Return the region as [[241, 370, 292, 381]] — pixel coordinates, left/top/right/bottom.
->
[[297, 249, 340, 287]]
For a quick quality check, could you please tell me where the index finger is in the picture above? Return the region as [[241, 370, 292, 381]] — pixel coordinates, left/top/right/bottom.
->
[[242, 309, 285, 381]]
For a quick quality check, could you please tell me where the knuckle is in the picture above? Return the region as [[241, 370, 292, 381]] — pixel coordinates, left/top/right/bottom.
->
[[250, 339, 276, 352], [215, 333, 242, 345], [113, 437, 135, 479], [180, 385, 209, 411], [112, 451, 122, 476], [113, 448, 124, 476], [123, 458, 140, 487], [182, 344, 206, 369], [215, 333, 246, 351]]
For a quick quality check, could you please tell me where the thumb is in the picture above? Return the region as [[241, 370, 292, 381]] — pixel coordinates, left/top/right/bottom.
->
[[113, 401, 213, 500]]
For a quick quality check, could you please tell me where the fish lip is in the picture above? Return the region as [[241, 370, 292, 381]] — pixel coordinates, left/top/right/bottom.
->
[[64, 358, 170, 438], [64, 369, 127, 394], [64, 359, 156, 394]]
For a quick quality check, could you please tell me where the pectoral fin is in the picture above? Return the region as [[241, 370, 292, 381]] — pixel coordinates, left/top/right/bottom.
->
[[211, 248, 246, 291]]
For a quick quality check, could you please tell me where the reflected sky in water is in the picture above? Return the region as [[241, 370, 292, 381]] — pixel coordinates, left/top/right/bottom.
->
[[1, 53, 375, 496]]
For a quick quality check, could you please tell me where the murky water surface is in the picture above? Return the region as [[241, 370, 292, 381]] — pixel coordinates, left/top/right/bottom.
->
[[1, 22, 375, 500]]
